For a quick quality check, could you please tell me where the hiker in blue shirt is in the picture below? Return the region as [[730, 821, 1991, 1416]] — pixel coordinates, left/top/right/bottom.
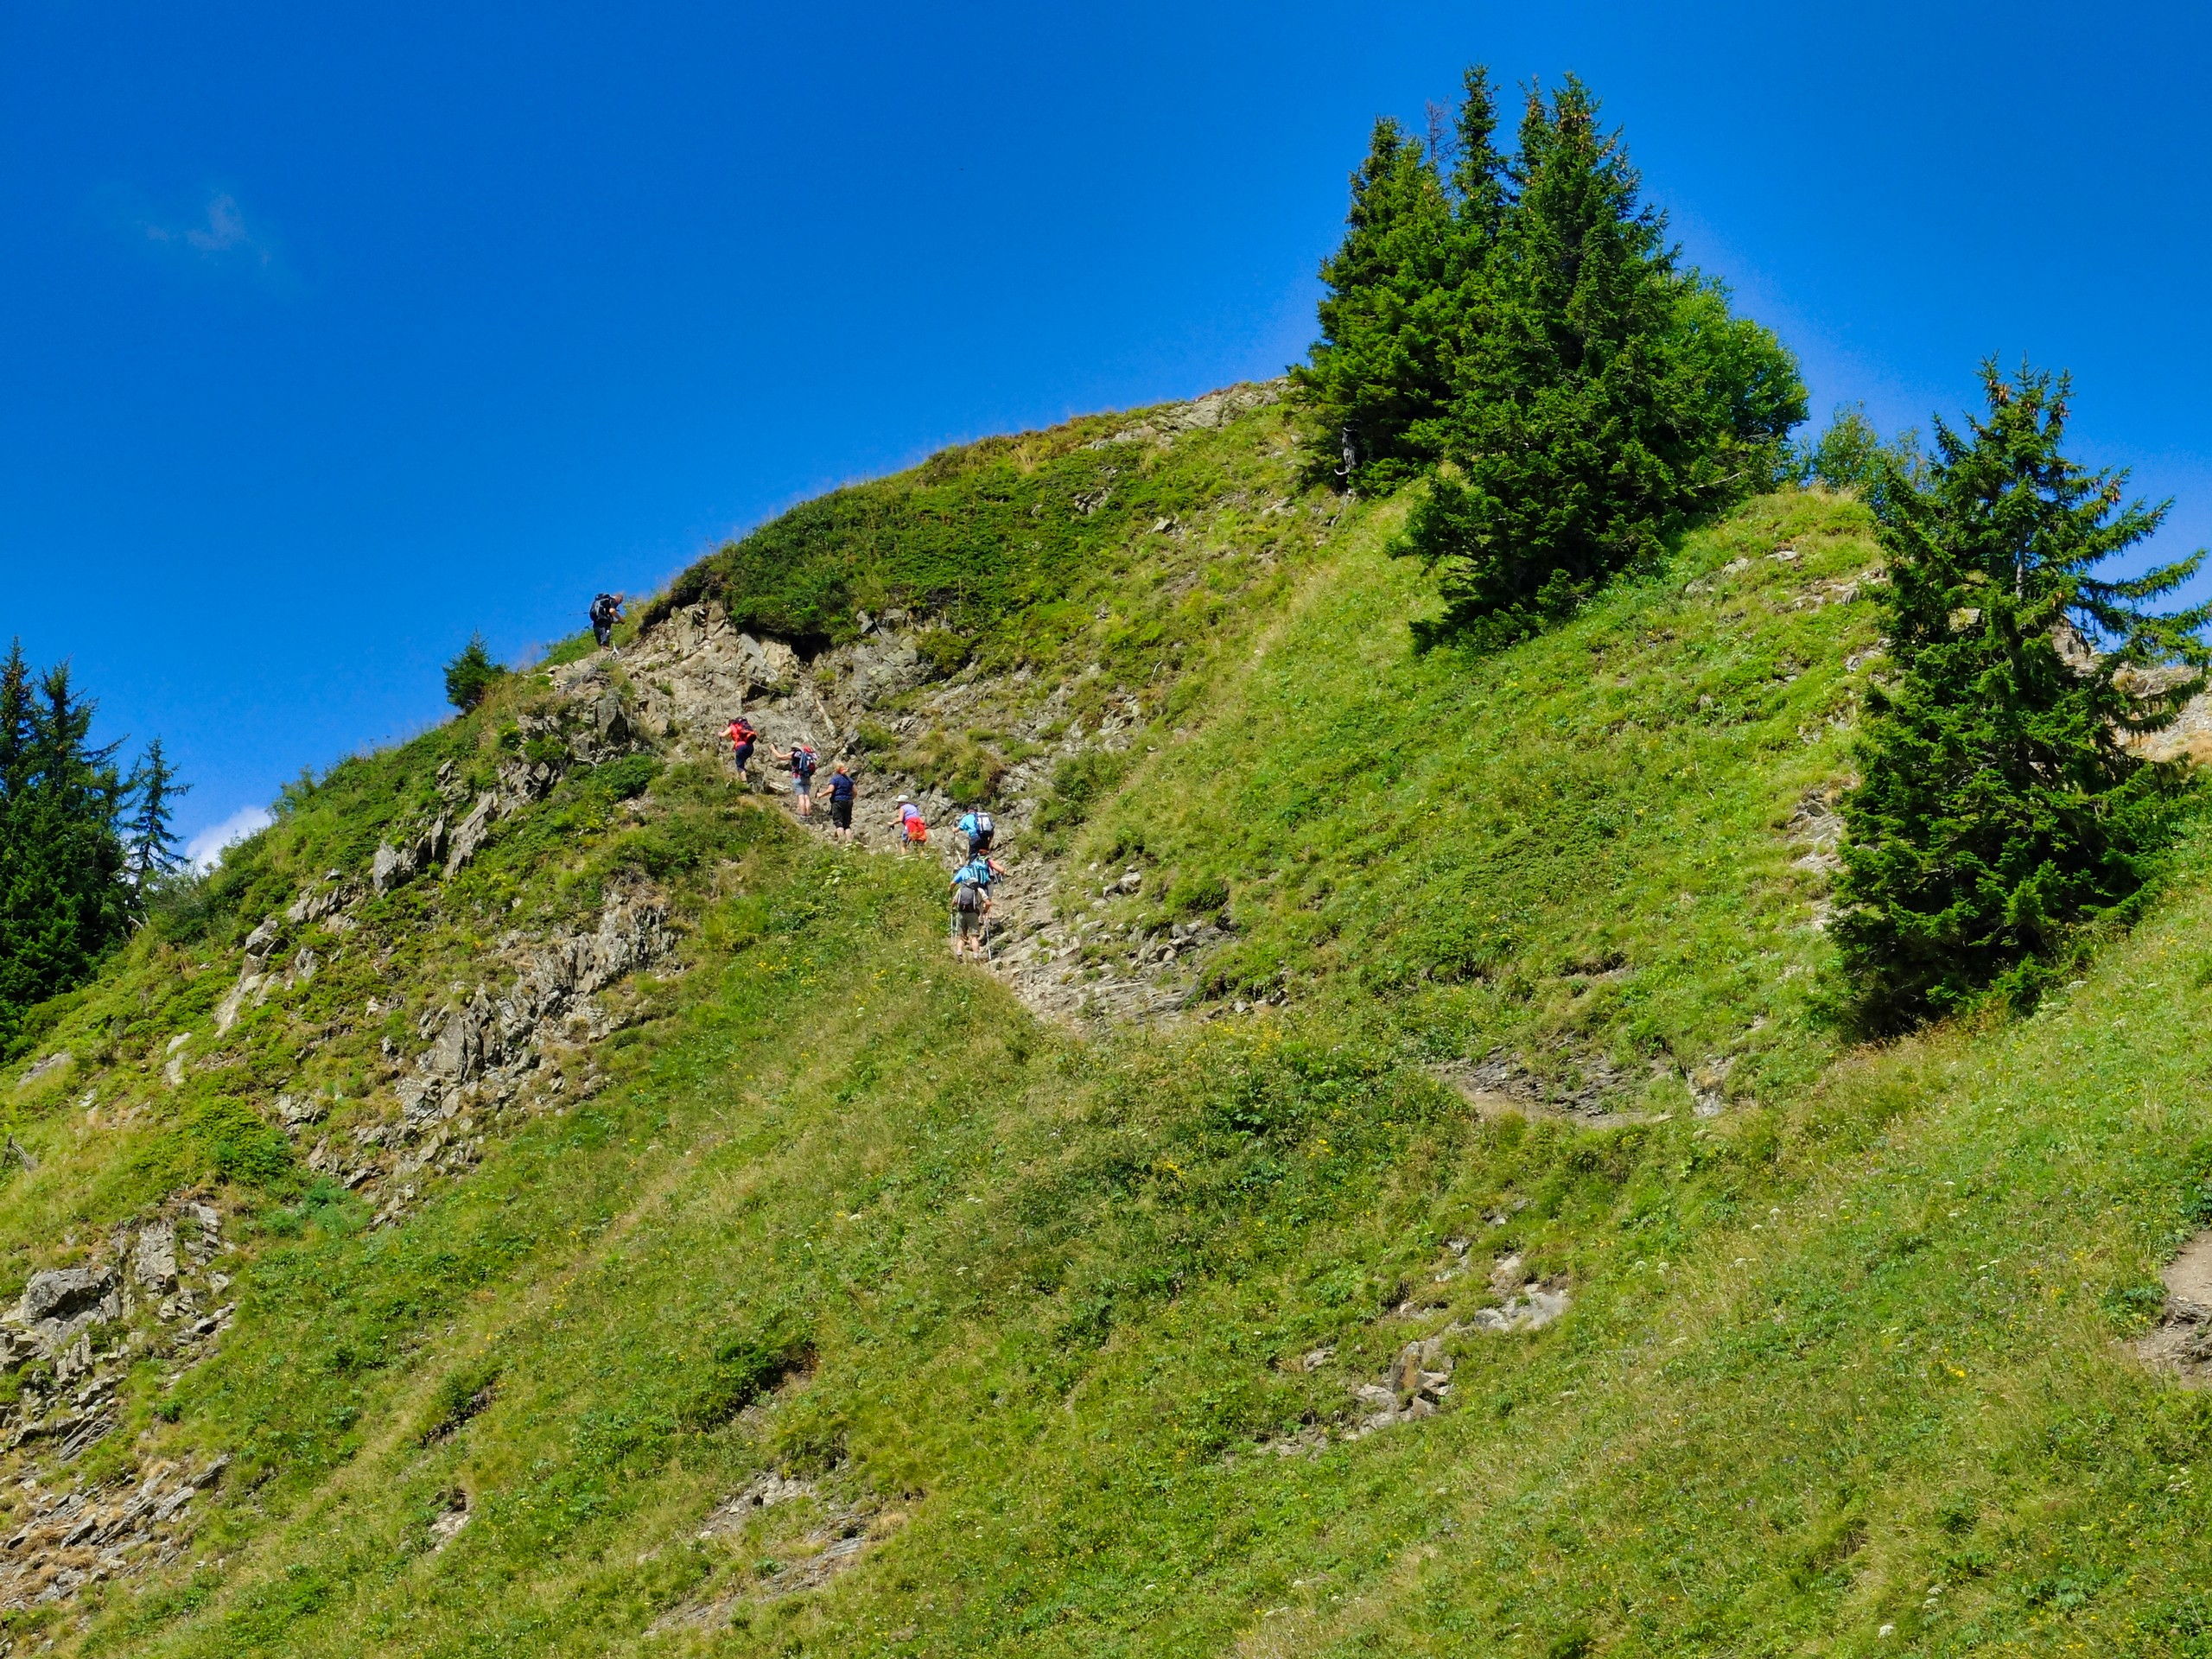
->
[[950, 853, 1006, 961], [950, 861, 990, 961], [826, 762, 857, 843], [957, 809, 995, 859]]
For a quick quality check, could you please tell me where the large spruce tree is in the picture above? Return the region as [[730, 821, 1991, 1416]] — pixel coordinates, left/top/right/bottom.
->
[[1834, 364, 2209, 1030], [0, 642, 138, 1050], [1400, 78, 1804, 645], [1290, 67, 1507, 495], [1295, 72, 1805, 645]]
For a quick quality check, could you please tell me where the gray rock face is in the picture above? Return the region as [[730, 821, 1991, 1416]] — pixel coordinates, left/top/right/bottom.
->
[[285, 876, 357, 927], [372, 840, 414, 894], [497, 756, 559, 810], [1086, 379, 1284, 449], [445, 793, 497, 876], [397, 891, 671, 1128], [19, 1265, 114, 1326], [592, 692, 629, 750], [599, 602, 805, 753], [241, 918, 282, 967], [133, 1224, 178, 1291], [15, 1052, 72, 1091], [374, 819, 451, 895], [427, 1008, 484, 1085], [841, 636, 927, 706]]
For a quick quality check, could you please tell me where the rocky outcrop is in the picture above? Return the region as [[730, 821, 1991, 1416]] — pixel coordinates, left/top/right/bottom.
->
[[0, 1201, 238, 1609], [0, 1456, 227, 1609], [12, 1052, 72, 1091], [372, 817, 448, 895], [392, 890, 671, 1134], [1087, 381, 1284, 450]]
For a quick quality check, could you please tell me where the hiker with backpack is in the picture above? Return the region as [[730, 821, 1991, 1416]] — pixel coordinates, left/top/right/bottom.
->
[[725, 716, 758, 786], [950, 859, 993, 961], [589, 593, 625, 649], [957, 808, 996, 858], [951, 851, 1006, 959], [826, 762, 856, 842], [778, 741, 819, 817], [895, 798, 928, 853]]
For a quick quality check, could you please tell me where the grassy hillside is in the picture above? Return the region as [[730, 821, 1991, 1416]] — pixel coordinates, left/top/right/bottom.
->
[[3, 396, 2209, 1658]]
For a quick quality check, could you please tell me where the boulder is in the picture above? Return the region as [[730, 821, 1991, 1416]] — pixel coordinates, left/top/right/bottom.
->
[[15, 1052, 72, 1091], [372, 841, 416, 894], [19, 1265, 114, 1325], [241, 918, 282, 967], [592, 692, 629, 749], [427, 1008, 484, 1084]]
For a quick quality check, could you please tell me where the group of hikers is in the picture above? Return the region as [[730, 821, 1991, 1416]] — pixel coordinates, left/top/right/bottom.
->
[[587, 591, 1004, 961], [721, 714, 1005, 958], [722, 716, 859, 839]]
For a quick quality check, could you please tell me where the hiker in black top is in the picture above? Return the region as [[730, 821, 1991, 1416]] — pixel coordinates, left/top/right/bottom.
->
[[827, 763, 856, 842], [589, 592, 625, 649]]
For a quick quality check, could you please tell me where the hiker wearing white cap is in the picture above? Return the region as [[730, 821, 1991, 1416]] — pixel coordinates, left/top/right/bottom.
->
[[895, 798, 927, 853]]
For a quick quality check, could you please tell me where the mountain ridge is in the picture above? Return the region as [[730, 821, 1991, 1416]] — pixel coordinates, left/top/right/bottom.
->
[[1, 386, 2210, 1655]]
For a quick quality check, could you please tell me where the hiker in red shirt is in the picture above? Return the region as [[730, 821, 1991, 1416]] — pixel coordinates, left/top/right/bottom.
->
[[725, 716, 757, 787]]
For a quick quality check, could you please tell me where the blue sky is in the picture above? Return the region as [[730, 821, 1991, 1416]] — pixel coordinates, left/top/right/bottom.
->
[[8, 1, 2212, 858]]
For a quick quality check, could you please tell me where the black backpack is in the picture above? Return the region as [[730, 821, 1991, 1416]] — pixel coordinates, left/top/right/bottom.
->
[[792, 747, 817, 779]]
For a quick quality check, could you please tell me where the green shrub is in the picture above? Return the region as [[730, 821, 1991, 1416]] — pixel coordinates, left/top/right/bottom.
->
[[188, 1095, 295, 1187], [579, 753, 660, 802], [676, 1316, 812, 1432], [916, 629, 973, 679], [1164, 869, 1229, 918]]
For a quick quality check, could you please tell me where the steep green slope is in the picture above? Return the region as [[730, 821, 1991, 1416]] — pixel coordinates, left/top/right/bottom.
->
[[2, 395, 2208, 1659]]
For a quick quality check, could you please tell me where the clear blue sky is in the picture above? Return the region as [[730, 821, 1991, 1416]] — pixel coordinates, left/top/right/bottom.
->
[[9, 1, 2212, 856]]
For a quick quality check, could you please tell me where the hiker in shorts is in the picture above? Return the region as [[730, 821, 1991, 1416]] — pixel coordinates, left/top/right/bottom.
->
[[725, 716, 758, 787], [778, 741, 818, 817], [826, 762, 856, 843], [950, 862, 991, 961], [589, 592, 625, 649], [957, 852, 1006, 955], [894, 798, 928, 853]]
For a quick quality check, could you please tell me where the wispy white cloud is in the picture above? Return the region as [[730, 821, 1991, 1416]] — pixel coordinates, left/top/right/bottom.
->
[[142, 191, 273, 267], [184, 804, 274, 874]]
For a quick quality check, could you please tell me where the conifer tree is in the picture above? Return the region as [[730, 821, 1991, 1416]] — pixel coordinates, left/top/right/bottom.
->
[[444, 634, 505, 713], [1834, 363, 2209, 1029], [0, 645, 131, 1047], [1399, 78, 1804, 647], [1293, 68, 1518, 498], [1290, 116, 1457, 493], [124, 736, 190, 893]]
